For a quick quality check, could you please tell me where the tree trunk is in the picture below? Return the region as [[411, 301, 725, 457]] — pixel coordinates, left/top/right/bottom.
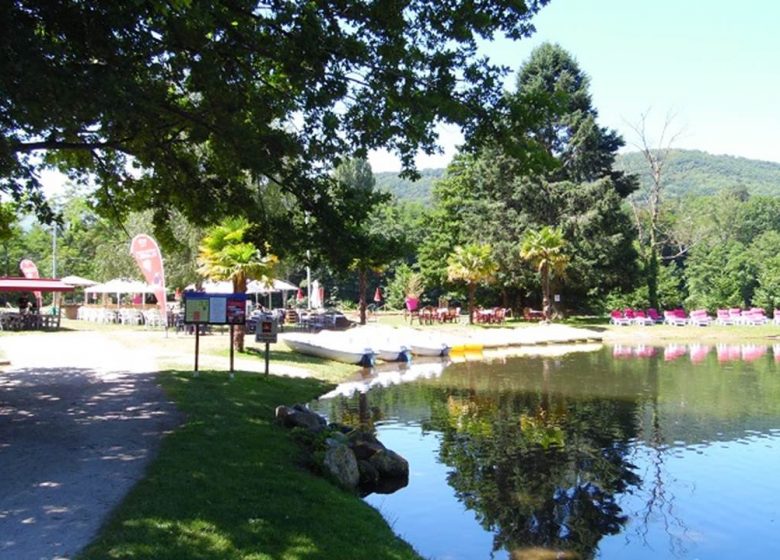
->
[[358, 268, 367, 325], [647, 248, 659, 310], [542, 264, 552, 321], [468, 283, 476, 325], [233, 276, 246, 352]]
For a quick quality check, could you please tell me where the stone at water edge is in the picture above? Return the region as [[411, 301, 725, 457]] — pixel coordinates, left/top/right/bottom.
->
[[351, 439, 386, 460], [357, 459, 380, 486], [323, 443, 360, 490], [368, 449, 409, 479], [275, 405, 326, 432]]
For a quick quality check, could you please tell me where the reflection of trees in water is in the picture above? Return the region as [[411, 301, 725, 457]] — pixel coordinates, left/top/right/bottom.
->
[[315, 352, 700, 558], [425, 359, 642, 559], [628, 355, 689, 557]]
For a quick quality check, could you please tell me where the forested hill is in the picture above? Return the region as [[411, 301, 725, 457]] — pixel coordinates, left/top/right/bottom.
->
[[614, 150, 780, 197], [375, 150, 780, 202], [374, 168, 445, 203]]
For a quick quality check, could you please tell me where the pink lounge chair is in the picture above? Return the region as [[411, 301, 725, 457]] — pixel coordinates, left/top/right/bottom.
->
[[688, 309, 712, 327], [728, 308, 743, 324], [716, 309, 733, 325], [632, 309, 655, 326], [664, 309, 688, 326], [743, 308, 768, 326], [646, 308, 664, 324], [610, 310, 631, 326]]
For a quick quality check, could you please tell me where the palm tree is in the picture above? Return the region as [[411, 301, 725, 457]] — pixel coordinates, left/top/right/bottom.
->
[[197, 217, 278, 351], [520, 226, 568, 321], [447, 243, 498, 325]]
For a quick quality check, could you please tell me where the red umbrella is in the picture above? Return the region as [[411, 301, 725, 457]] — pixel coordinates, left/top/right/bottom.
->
[[296, 288, 304, 302], [373, 287, 382, 302]]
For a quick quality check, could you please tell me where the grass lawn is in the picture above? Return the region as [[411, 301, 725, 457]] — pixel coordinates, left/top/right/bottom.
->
[[78, 370, 422, 560]]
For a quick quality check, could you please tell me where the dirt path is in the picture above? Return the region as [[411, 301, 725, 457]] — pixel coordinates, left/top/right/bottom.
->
[[0, 331, 184, 560]]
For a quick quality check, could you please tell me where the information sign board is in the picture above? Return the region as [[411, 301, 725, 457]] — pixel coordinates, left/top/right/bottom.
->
[[184, 292, 248, 324], [209, 296, 227, 323], [184, 294, 210, 323], [255, 317, 278, 343], [226, 297, 246, 324]]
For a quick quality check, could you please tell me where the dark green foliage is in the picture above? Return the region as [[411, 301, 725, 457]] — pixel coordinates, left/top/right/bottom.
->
[[1, 0, 548, 243], [425, 44, 640, 310], [750, 231, 780, 310], [417, 154, 476, 289], [684, 241, 753, 310]]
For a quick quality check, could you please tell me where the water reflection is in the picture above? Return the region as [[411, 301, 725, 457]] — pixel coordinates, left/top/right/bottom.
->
[[312, 346, 780, 559], [613, 343, 778, 364]]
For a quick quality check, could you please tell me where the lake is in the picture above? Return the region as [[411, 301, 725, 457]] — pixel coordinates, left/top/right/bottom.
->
[[311, 343, 780, 560]]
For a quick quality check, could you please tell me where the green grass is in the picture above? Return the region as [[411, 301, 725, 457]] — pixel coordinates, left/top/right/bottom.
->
[[237, 343, 361, 384], [78, 371, 421, 560]]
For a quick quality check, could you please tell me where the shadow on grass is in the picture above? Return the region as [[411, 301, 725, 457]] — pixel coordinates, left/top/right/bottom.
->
[[78, 370, 420, 560], [244, 345, 333, 367]]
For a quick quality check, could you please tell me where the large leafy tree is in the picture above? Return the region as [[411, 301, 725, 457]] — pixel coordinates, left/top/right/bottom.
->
[[507, 44, 637, 303], [426, 44, 638, 310], [684, 240, 752, 310], [197, 217, 278, 351], [417, 154, 477, 289], [749, 231, 780, 311], [520, 226, 568, 320], [329, 158, 408, 324], [447, 243, 498, 324], [1, 0, 548, 239]]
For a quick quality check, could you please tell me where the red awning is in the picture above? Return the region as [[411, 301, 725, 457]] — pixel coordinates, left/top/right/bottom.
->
[[0, 277, 76, 292]]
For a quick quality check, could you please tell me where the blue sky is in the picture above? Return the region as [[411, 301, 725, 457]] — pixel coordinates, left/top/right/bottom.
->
[[370, 0, 780, 171]]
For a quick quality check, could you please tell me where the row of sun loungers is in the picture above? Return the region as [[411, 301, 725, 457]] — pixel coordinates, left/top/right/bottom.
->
[[610, 307, 780, 327]]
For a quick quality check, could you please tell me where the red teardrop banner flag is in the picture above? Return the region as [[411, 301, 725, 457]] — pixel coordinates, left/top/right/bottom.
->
[[129, 234, 167, 319]]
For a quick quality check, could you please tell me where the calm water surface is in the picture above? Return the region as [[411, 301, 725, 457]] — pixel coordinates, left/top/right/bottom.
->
[[311, 343, 780, 560]]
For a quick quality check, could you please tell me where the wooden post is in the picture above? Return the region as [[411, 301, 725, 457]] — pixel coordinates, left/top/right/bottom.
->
[[194, 325, 200, 373], [229, 324, 235, 375]]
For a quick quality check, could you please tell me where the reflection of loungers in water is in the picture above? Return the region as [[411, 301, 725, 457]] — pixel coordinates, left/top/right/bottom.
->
[[689, 344, 711, 364], [717, 344, 742, 363], [633, 345, 656, 358], [716, 344, 768, 363], [774, 345, 780, 363], [612, 345, 634, 358], [664, 344, 687, 361], [741, 344, 767, 362]]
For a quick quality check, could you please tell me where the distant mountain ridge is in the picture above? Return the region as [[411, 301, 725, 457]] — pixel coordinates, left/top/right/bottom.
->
[[375, 150, 780, 202], [373, 168, 445, 203], [615, 150, 780, 198]]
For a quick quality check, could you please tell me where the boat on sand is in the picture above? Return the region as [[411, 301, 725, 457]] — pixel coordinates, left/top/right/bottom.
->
[[319, 330, 412, 363], [279, 333, 375, 366]]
